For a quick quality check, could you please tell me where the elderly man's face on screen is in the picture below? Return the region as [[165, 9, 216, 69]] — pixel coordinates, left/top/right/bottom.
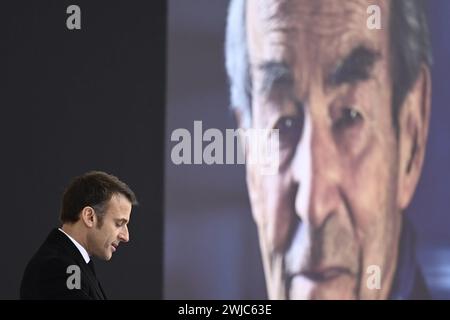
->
[[240, 0, 430, 299]]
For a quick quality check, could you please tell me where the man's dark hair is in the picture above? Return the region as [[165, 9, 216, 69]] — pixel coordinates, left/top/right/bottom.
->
[[60, 171, 138, 224], [225, 0, 432, 132]]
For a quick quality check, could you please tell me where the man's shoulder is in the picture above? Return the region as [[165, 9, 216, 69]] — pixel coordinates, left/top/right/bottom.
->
[[20, 231, 92, 300], [25, 229, 76, 267], [25, 250, 77, 274], [20, 255, 92, 299], [21, 231, 80, 286]]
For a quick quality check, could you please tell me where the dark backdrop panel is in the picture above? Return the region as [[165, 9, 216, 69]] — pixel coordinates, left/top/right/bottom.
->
[[2, 0, 166, 299]]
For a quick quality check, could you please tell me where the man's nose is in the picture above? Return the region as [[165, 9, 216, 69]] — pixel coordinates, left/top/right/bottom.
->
[[292, 114, 341, 230], [119, 225, 129, 243]]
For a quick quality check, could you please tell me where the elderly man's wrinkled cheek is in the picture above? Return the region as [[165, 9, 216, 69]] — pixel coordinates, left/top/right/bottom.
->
[[247, 169, 294, 253]]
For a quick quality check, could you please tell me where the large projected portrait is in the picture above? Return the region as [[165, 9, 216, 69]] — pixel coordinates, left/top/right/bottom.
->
[[165, 0, 450, 300]]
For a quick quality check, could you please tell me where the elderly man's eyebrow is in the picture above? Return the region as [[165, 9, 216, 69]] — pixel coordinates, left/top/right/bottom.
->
[[328, 45, 381, 87], [258, 61, 294, 96]]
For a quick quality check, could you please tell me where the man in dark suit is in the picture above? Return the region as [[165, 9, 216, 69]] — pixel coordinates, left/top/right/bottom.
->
[[20, 171, 138, 299]]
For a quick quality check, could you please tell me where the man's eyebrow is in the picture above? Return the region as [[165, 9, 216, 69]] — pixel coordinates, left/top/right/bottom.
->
[[258, 61, 294, 96], [328, 45, 381, 87], [115, 218, 128, 224]]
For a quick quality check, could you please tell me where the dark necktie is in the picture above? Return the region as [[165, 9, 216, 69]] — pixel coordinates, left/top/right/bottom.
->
[[87, 260, 107, 299]]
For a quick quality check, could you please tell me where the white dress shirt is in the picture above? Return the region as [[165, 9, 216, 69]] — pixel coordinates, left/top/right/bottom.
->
[[58, 228, 90, 264]]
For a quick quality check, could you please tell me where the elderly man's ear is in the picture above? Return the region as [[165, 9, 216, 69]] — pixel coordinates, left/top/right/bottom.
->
[[397, 64, 432, 210], [233, 107, 250, 129], [233, 107, 250, 157]]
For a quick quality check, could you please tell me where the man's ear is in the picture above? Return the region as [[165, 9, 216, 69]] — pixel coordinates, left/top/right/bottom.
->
[[397, 64, 432, 210], [80, 206, 96, 228]]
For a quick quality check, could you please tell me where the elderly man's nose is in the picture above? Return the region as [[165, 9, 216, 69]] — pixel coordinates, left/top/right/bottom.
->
[[293, 121, 340, 229]]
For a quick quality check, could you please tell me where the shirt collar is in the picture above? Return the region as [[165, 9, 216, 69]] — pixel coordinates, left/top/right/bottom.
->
[[58, 228, 90, 264]]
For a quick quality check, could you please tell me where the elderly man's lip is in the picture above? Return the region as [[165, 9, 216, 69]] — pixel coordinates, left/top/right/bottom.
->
[[290, 267, 352, 282]]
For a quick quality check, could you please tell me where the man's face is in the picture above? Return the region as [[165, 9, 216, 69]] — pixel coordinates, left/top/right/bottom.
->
[[246, 0, 404, 299], [87, 193, 132, 261]]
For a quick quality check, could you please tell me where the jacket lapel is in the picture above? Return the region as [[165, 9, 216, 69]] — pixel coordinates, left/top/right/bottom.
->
[[79, 261, 106, 300]]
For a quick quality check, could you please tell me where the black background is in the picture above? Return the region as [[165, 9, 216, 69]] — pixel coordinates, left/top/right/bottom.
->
[[2, 0, 166, 299]]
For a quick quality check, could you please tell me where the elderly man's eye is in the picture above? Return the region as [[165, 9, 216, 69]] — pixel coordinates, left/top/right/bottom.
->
[[274, 115, 304, 147], [333, 107, 363, 131]]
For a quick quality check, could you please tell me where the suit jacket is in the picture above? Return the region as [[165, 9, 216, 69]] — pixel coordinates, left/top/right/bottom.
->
[[20, 228, 107, 300]]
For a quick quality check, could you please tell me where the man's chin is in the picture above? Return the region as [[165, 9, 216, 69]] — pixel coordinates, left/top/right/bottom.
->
[[96, 252, 112, 261], [288, 274, 358, 300]]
